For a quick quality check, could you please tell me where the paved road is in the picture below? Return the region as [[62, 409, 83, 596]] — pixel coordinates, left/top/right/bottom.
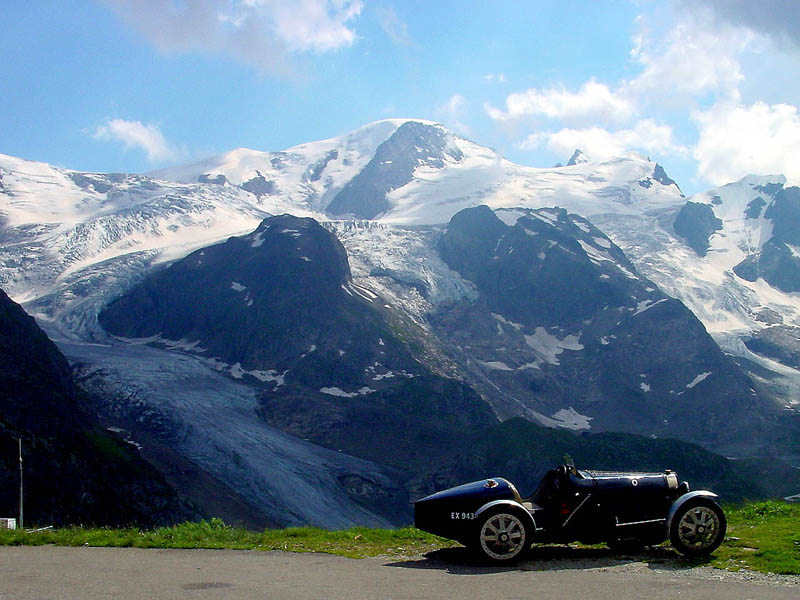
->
[[0, 546, 796, 599]]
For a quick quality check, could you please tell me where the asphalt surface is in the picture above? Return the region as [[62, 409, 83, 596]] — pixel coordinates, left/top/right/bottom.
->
[[0, 546, 797, 600]]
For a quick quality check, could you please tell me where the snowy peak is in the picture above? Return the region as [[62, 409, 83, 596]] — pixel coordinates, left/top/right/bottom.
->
[[676, 173, 790, 269], [732, 185, 800, 293], [142, 121, 686, 226], [148, 119, 440, 214], [326, 121, 464, 219], [567, 149, 590, 165]]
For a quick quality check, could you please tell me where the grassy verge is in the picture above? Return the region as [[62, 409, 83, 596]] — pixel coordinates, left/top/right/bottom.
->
[[0, 519, 456, 559], [710, 501, 800, 575], [0, 502, 797, 574]]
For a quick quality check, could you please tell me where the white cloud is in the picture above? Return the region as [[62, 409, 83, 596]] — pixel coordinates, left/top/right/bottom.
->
[[437, 94, 471, 135], [692, 101, 800, 185], [521, 120, 688, 161], [101, 0, 363, 73], [264, 0, 363, 52], [375, 5, 412, 46], [485, 79, 634, 124], [484, 4, 798, 187], [625, 11, 748, 103], [92, 118, 179, 163], [679, 0, 800, 51]]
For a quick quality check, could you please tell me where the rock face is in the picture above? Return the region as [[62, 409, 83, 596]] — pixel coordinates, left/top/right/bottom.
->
[[433, 206, 770, 450], [734, 186, 800, 292], [673, 201, 723, 256], [567, 149, 589, 166], [99, 214, 418, 390], [0, 288, 190, 526], [653, 164, 679, 188], [745, 326, 800, 368], [326, 121, 463, 218], [240, 172, 276, 197]]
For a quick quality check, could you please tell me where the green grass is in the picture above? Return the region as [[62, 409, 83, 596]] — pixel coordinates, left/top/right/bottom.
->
[[1, 502, 797, 574], [710, 501, 800, 575], [0, 519, 456, 559]]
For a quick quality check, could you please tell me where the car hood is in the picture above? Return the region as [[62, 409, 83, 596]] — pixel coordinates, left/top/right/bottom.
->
[[415, 477, 519, 505]]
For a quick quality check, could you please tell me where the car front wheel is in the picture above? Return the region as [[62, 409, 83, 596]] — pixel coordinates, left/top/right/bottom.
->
[[669, 500, 727, 556], [474, 508, 529, 563]]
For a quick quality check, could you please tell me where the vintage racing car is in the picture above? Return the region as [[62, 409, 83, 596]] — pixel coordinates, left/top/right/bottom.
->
[[414, 462, 727, 563]]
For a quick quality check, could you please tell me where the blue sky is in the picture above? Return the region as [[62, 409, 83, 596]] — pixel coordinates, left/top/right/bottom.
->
[[2, 0, 800, 195]]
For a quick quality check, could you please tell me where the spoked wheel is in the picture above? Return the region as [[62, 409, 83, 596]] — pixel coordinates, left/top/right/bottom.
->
[[475, 509, 529, 564], [669, 500, 727, 556]]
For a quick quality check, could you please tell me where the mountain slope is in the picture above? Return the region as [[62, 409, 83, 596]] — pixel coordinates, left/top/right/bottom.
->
[[99, 214, 429, 390], [429, 205, 771, 450], [0, 288, 191, 526], [96, 214, 497, 522]]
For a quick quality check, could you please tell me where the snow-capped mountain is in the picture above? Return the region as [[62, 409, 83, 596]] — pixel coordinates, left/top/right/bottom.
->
[[2, 118, 799, 525]]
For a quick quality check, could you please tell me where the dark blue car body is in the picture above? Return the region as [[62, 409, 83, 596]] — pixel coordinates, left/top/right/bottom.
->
[[414, 465, 726, 563]]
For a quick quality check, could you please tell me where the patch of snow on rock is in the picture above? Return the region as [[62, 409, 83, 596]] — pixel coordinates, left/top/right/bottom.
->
[[552, 406, 592, 431], [686, 371, 712, 389], [524, 328, 584, 365], [633, 298, 668, 316], [476, 359, 514, 371], [320, 386, 376, 397]]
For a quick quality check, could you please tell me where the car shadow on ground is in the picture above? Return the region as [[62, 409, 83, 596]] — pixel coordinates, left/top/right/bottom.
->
[[385, 545, 710, 575]]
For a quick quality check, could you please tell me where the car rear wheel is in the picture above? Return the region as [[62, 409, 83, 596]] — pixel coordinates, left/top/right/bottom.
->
[[669, 500, 726, 556], [475, 509, 529, 563]]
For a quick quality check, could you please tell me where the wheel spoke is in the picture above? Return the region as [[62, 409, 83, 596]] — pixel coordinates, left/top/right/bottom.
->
[[479, 512, 528, 561], [677, 506, 720, 550]]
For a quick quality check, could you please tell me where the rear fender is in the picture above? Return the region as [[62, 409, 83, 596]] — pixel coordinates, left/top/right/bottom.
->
[[475, 499, 537, 533], [666, 490, 719, 532]]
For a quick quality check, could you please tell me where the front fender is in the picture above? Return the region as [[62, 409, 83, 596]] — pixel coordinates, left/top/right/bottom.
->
[[666, 490, 719, 532], [475, 499, 537, 533]]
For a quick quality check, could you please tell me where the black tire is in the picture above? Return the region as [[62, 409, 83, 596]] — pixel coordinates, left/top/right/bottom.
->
[[473, 507, 530, 564], [669, 499, 727, 557]]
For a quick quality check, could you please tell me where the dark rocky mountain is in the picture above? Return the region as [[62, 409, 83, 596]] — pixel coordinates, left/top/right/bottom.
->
[[673, 201, 723, 255], [745, 325, 800, 368], [734, 186, 800, 292], [240, 172, 277, 197], [566, 149, 589, 166], [326, 121, 464, 218], [653, 164, 679, 188], [433, 205, 772, 452], [0, 288, 192, 526], [100, 214, 432, 391]]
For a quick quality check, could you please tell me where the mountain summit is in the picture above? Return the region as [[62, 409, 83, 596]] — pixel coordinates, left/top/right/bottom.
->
[[567, 149, 590, 165]]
